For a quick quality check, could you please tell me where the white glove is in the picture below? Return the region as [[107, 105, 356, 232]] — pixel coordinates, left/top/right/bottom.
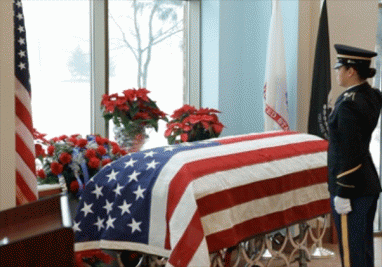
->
[[334, 196, 352, 214]]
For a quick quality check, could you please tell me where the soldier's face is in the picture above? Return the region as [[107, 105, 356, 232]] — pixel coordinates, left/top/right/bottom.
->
[[336, 66, 349, 87]]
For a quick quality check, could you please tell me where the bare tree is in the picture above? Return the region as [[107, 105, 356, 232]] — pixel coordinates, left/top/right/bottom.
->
[[110, 0, 184, 88]]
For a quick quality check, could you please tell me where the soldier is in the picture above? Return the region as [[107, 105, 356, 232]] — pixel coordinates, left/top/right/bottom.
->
[[328, 44, 382, 267]]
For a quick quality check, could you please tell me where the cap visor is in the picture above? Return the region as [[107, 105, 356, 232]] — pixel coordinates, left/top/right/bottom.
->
[[334, 62, 343, 69]]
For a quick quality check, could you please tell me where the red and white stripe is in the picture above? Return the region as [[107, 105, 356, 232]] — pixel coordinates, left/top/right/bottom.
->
[[149, 131, 330, 266], [15, 78, 37, 205]]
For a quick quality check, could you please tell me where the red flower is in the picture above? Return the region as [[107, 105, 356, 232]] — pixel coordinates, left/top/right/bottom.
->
[[201, 121, 210, 130], [35, 144, 46, 158], [50, 137, 60, 142], [110, 142, 120, 155], [116, 96, 129, 111], [112, 146, 120, 155], [136, 88, 150, 102], [97, 146, 107, 156], [122, 89, 136, 102], [47, 145, 55, 156], [33, 128, 48, 143], [212, 123, 224, 134], [101, 93, 119, 113], [59, 135, 68, 141], [37, 169, 46, 179], [50, 162, 63, 175], [181, 122, 192, 131], [88, 157, 100, 169], [197, 107, 220, 115], [67, 136, 78, 146], [165, 105, 224, 145], [181, 133, 188, 142], [85, 149, 97, 159], [171, 104, 197, 119], [133, 112, 151, 120], [70, 180, 79, 192], [164, 127, 173, 137], [77, 139, 88, 148], [59, 152, 72, 165], [151, 108, 167, 119], [102, 158, 112, 166], [102, 89, 167, 135], [75, 250, 114, 266], [95, 136, 105, 145]]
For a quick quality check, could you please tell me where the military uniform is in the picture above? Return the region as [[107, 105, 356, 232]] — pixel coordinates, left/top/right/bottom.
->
[[328, 44, 382, 267], [328, 81, 382, 198]]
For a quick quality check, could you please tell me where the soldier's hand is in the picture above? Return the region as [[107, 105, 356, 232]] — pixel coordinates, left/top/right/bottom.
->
[[334, 196, 352, 214]]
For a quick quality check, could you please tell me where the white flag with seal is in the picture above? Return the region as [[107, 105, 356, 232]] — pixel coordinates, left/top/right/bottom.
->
[[263, 0, 289, 131]]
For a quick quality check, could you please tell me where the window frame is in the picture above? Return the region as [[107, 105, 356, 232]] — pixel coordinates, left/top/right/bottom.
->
[[90, 0, 201, 138]]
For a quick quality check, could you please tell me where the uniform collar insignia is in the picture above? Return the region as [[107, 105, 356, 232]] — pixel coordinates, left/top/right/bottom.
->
[[343, 92, 356, 101]]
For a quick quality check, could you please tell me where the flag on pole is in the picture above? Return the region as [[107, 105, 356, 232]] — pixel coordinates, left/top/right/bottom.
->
[[263, 0, 289, 131], [308, 0, 331, 140], [14, 0, 38, 205]]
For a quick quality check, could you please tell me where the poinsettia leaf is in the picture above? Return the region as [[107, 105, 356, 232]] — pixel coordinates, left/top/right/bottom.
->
[[130, 102, 139, 116], [103, 112, 113, 122], [162, 116, 169, 122], [146, 119, 158, 132], [147, 101, 158, 109]]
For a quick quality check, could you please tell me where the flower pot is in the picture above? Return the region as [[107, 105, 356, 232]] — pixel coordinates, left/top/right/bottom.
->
[[113, 124, 147, 153]]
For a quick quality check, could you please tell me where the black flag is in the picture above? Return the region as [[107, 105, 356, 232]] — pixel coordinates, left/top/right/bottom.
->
[[308, 0, 331, 140]]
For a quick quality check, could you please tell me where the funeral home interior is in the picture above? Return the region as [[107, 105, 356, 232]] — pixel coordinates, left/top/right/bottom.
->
[[1, 0, 382, 266]]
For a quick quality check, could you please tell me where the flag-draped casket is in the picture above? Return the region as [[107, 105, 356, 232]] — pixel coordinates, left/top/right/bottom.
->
[[74, 131, 330, 266]]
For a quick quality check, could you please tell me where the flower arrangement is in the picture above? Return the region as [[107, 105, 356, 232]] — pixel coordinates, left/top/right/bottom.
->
[[164, 104, 224, 144], [75, 249, 114, 267], [101, 88, 168, 136], [34, 129, 127, 198]]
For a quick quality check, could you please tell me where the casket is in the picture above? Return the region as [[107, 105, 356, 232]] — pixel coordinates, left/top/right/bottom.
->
[[73, 131, 330, 266]]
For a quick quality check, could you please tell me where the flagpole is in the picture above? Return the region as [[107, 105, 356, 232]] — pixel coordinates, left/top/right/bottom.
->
[[341, 214, 351, 267], [379, 57, 382, 232]]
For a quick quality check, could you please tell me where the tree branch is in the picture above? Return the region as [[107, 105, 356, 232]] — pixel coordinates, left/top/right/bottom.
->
[[134, 0, 143, 88], [142, 1, 159, 88], [109, 13, 138, 61]]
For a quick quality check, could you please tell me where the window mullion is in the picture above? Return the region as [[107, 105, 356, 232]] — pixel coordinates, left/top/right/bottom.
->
[[90, 0, 109, 137], [186, 0, 201, 108]]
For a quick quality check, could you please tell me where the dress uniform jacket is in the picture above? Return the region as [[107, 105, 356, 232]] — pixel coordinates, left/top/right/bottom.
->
[[328, 82, 382, 198]]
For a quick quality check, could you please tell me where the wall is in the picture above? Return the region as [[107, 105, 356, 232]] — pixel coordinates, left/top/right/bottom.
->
[[0, 0, 16, 211], [202, 0, 379, 136], [201, 0, 299, 136], [297, 0, 379, 132]]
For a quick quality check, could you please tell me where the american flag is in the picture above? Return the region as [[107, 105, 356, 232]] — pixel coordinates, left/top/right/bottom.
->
[[74, 131, 330, 266], [14, 0, 38, 205], [263, 0, 289, 131]]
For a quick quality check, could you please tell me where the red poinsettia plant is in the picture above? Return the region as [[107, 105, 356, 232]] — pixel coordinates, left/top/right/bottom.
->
[[101, 88, 168, 136], [34, 129, 127, 198], [165, 104, 225, 144]]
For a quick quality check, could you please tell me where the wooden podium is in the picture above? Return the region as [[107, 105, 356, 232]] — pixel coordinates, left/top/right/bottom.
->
[[0, 194, 75, 267]]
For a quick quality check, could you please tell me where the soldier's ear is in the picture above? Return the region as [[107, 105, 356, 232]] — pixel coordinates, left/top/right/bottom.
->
[[347, 67, 356, 77]]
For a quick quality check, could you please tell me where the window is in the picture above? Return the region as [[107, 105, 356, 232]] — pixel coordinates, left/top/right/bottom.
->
[[108, 0, 187, 149], [24, 0, 200, 151], [23, 0, 91, 138]]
